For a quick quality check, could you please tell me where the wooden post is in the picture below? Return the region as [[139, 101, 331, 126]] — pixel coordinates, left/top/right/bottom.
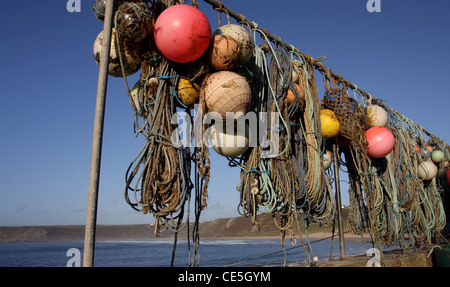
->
[[83, 0, 115, 267], [332, 143, 346, 259]]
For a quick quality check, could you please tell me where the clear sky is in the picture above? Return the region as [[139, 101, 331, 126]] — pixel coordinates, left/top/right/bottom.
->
[[0, 0, 449, 226]]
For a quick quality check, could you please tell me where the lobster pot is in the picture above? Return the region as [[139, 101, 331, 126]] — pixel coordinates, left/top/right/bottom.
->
[[93, 29, 142, 77], [203, 71, 252, 120], [321, 90, 367, 147]]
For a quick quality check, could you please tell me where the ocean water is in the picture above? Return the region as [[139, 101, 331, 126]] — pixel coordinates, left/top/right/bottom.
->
[[0, 239, 376, 267]]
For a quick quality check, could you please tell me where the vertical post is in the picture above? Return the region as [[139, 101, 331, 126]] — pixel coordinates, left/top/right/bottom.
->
[[83, 0, 115, 267], [332, 143, 346, 259]]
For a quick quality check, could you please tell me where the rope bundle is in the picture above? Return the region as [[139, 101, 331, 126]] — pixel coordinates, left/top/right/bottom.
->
[[102, 0, 449, 266]]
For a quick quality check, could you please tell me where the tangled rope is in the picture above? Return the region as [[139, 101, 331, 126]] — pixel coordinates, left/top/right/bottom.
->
[[105, 0, 449, 267]]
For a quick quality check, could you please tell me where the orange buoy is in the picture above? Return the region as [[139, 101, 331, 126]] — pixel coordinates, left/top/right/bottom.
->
[[212, 24, 253, 66], [203, 71, 252, 120], [286, 83, 305, 107], [208, 34, 240, 70]]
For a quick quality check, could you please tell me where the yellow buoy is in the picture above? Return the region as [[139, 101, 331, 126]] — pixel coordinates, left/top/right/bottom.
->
[[177, 78, 200, 108], [320, 109, 340, 139]]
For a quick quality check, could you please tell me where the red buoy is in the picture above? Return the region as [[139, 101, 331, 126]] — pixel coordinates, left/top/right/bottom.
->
[[366, 126, 395, 158], [153, 4, 211, 63]]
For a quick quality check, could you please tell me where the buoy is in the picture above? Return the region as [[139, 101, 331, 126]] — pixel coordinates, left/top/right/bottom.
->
[[421, 148, 431, 160], [320, 109, 340, 139], [115, 2, 152, 43], [431, 150, 445, 163], [93, 29, 142, 77], [286, 83, 305, 107], [203, 71, 252, 120], [210, 123, 250, 157], [177, 78, 200, 108], [367, 105, 388, 127], [212, 24, 253, 66], [130, 81, 143, 115], [418, 160, 438, 180], [425, 146, 434, 153], [208, 34, 240, 70], [153, 4, 211, 63], [322, 150, 333, 170], [366, 126, 395, 158]]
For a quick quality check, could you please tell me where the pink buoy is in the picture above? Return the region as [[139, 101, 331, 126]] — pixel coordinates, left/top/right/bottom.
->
[[153, 4, 211, 63], [366, 126, 395, 158]]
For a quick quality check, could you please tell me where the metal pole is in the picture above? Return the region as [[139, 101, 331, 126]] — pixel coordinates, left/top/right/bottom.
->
[[332, 143, 346, 259], [83, 0, 115, 267]]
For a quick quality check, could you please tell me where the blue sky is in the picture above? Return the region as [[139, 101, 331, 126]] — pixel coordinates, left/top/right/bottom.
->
[[0, 0, 449, 226]]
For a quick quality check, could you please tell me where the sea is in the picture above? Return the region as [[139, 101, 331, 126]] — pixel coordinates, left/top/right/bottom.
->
[[0, 238, 380, 267]]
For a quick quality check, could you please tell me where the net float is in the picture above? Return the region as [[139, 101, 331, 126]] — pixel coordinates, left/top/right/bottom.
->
[[286, 83, 305, 107], [209, 123, 250, 158], [212, 24, 253, 66], [208, 34, 240, 70], [130, 81, 143, 115], [322, 150, 333, 170], [203, 71, 252, 121], [421, 148, 431, 160], [153, 4, 211, 63], [431, 150, 445, 163], [418, 160, 438, 180], [115, 2, 152, 43], [320, 109, 340, 139], [425, 146, 434, 153], [367, 105, 388, 127], [366, 126, 395, 158], [93, 28, 142, 77], [177, 78, 200, 108]]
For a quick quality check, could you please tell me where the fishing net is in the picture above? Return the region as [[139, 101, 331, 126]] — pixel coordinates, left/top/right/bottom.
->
[[91, 0, 449, 266], [321, 88, 368, 149]]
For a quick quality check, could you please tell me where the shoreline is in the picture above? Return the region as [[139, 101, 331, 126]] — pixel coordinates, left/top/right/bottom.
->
[[198, 232, 372, 242]]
